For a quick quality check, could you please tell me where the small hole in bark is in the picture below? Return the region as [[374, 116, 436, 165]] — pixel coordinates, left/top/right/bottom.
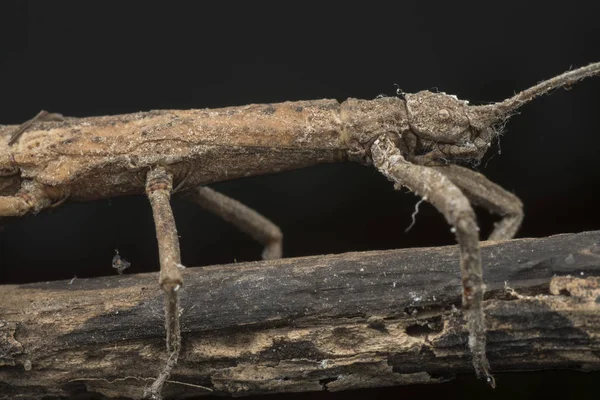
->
[[559, 289, 571, 297], [405, 316, 443, 337], [404, 307, 418, 316], [367, 316, 387, 332]]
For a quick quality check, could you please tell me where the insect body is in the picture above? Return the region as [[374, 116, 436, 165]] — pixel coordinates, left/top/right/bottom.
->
[[1, 62, 599, 398]]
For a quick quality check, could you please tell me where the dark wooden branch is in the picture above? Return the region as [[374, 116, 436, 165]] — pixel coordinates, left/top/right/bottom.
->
[[1, 231, 600, 399]]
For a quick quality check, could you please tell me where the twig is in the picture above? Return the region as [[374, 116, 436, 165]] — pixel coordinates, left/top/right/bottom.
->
[[1, 231, 599, 399]]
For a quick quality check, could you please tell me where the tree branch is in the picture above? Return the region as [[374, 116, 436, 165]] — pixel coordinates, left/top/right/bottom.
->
[[1, 231, 599, 399]]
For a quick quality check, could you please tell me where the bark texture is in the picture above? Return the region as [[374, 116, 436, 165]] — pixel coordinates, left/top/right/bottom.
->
[[1, 231, 600, 399]]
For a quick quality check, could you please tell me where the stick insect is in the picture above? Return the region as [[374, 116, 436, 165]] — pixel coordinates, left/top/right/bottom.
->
[[1, 62, 599, 398]]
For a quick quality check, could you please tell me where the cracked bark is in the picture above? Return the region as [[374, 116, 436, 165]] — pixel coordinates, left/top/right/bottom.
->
[[1, 231, 599, 399]]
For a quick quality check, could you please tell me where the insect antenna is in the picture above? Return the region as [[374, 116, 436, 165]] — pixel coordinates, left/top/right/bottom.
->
[[468, 62, 600, 128]]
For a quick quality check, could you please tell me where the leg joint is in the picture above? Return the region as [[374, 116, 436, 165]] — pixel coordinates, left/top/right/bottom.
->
[[146, 167, 173, 193]]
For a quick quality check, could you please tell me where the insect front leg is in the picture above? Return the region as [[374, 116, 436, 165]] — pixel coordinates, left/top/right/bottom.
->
[[371, 136, 494, 387], [145, 167, 184, 399], [432, 164, 523, 241], [179, 186, 283, 260]]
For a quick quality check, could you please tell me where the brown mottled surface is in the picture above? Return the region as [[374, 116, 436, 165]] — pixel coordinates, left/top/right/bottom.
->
[[1, 231, 599, 399], [0, 97, 407, 201]]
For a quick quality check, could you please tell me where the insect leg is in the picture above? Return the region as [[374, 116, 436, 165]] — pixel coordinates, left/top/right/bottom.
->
[[432, 165, 523, 241], [8, 110, 65, 146], [371, 136, 494, 387], [180, 186, 283, 260], [0, 181, 52, 216], [0, 195, 33, 216], [145, 167, 183, 399]]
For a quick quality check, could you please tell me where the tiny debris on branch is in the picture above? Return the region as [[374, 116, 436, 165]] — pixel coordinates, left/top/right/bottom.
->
[[112, 250, 131, 275], [1, 231, 599, 400]]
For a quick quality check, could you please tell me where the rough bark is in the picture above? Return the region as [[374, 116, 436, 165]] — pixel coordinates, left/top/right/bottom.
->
[[1, 231, 599, 399]]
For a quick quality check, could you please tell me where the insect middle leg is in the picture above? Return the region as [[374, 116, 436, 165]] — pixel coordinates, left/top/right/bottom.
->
[[371, 136, 494, 387], [145, 167, 184, 399], [432, 164, 523, 241], [180, 186, 283, 260]]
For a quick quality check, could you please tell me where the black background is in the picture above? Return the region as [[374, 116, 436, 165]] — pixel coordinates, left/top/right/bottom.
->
[[1, 1, 599, 399]]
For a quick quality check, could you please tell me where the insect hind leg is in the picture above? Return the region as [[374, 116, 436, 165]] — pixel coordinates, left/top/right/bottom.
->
[[179, 185, 283, 260], [0, 180, 53, 217]]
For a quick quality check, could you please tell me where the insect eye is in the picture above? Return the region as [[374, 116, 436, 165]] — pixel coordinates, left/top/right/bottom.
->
[[405, 91, 471, 143]]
